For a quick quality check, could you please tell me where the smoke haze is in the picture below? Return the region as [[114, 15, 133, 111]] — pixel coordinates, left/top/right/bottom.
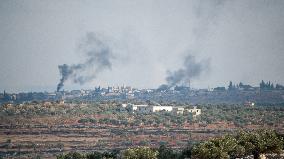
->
[[163, 1, 222, 88], [166, 54, 210, 88], [1, 0, 284, 92], [57, 32, 113, 91]]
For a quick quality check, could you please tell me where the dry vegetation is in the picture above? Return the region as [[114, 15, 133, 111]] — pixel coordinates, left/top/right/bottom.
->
[[0, 102, 283, 158]]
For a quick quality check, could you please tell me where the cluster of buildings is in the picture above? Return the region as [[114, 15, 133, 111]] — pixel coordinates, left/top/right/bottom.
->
[[1, 82, 284, 105], [118, 103, 201, 117]]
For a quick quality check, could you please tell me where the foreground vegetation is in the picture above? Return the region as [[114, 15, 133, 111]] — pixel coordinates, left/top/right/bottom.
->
[[57, 129, 284, 159], [1, 102, 284, 158], [1, 102, 284, 128]]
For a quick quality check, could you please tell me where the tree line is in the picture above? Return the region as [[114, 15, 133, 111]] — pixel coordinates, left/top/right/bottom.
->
[[57, 129, 283, 159], [227, 80, 284, 91]]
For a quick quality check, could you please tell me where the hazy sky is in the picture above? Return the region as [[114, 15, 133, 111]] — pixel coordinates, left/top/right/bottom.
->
[[1, 0, 284, 92]]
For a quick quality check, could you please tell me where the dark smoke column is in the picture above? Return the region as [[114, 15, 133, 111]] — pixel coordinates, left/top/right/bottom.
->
[[56, 32, 113, 92], [165, 54, 210, 88], [57, 64, 73, 92]]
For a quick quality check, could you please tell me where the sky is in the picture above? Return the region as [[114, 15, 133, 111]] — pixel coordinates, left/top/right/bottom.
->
[[0, 0, 284, 93]]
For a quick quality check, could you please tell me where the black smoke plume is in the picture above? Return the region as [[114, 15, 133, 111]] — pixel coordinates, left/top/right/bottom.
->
[[159, 1, 223, 90], [57, 32, 113, 91], [165, 54, 210, 88]]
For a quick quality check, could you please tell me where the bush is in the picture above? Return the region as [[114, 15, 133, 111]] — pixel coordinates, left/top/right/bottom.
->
[[57, 152, 84, 159], [236, 129, 283, 159], [78, 118, 97, 124], [157, 145, 180, 159], [122, 147, 158, 159], [57, 151, 116, 159], [78, 118, 89, 124], [191, 130, 283, 159]]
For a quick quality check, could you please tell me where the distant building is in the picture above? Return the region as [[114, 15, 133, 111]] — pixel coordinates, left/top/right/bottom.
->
[[151, 106, 173, 112], [43, 101, 52, 106], [244, 101, 255, 107], [118, 103, 201, 116], [120, 104, 173, 114], [117, 104, 148, 113], [58, 99, 65, 104], [131, 104, 148, 111], [174, 86, 190, 93], [107, 87, 113, 93], [185, 106, 201, 117], [172, 107, 185, 114], [214, 87, 226, 91], [117, 104, 128, 113], [137, 105, 152, 114], [70, 90, 83, 97]]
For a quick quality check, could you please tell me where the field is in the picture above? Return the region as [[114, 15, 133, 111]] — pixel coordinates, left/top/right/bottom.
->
[[0, 102, 284, 158]]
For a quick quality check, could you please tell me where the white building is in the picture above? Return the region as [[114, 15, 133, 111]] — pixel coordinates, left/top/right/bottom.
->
[[118, 103, 201, 116], [151, 106, 173, 112], [136, 105, 152, 114], [185, 106, 201, 116], [118, 103, 128, 112], [120, 104, 173, 114], [172, 107, 185, 114], [120, 104, 150, 114]]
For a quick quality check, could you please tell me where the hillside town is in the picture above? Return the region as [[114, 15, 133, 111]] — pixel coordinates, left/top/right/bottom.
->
[[1, 81, 284, 106]]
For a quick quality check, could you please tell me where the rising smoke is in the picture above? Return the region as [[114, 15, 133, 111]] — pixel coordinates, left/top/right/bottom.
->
[[165, 54, 210, 88], [160, 1, 224, 90], [57, 32, 113, 91]]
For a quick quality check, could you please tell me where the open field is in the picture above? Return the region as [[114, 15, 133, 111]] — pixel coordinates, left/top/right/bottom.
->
[[0, 103, 284, 158]]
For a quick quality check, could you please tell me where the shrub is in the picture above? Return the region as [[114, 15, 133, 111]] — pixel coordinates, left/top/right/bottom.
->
[[122, 147, 158, 159], [192, 130, 283, 159]]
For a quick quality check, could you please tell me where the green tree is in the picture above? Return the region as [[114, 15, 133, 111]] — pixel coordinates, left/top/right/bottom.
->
[[192, 135, 241, 159], [237, 130, 283, 159], [57, 152, 85, 159], [192, 140, 230, 159], [192, 130, 283, 159], [157, 145, 178, 159], [122, 147, 158, 159], [228, 81, 234, 91], [85, 151, 102, 159]]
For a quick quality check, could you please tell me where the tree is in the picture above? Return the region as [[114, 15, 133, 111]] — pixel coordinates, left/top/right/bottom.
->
[[192, 140, 230, 159], [260, 80, 276, 90], [122, 147, 158, 159], [179, 146, 192, 159], [236, 130, 283, 159], [228, 81, 234, 91], [191, 130, 283, 159], [192, 134, 244, 159], [56, 151, 117, 159], [239, 82, 244, 88], [260, 80, 265, 90], [276, 84, 284, 90], [157, 145, 178, 159], [85, 152, 102, 159]]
